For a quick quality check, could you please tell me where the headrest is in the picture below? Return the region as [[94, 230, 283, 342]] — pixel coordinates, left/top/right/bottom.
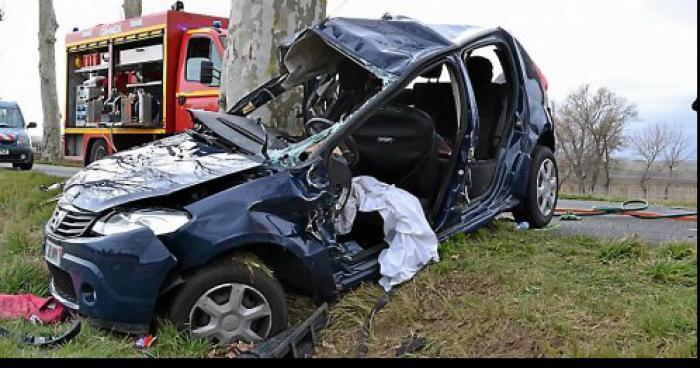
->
[[420, 65, 442, 80], [467, 56, 493, 87]]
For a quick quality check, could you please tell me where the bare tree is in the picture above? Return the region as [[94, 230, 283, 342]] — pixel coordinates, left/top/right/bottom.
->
[[661, 123, 694, 199], [220, 0, 326, 134], [555, 85, 637, 194], [38, 0, 62, 162], [630, 123, 667, 197], [122, 0, 142, 19], [555, 86, 595, 193], [588, 88, 638, 193]]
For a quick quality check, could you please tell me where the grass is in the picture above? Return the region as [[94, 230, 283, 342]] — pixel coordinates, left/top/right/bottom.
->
[[0, 170, 697, 358], [559, 192, 697, 209]]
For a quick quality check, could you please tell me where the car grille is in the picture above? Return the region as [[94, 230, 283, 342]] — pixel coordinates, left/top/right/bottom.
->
[[48, 263, 78, 304], [47, 205, 98, 238]]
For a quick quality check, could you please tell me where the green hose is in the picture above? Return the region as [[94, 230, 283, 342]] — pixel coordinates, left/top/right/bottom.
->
[[579, 200, 697, 219], [592, 200, 650, 213]]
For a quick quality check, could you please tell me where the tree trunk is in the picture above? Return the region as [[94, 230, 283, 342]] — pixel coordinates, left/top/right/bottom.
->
[[664, 167, 673, 200], [603, 150, 612, 195], [220, 0, 326, 134], [38, 0, 61, 162], [122, 0, 142, 19]]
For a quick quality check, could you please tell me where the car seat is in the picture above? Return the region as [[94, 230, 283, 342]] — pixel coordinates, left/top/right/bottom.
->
[[351, 104, 440, 207], [467, 56, 506, 160]]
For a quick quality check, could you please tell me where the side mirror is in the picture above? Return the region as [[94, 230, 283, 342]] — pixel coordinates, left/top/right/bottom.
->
[[199, 60, 215, 85], [26, 122, 37, 129]]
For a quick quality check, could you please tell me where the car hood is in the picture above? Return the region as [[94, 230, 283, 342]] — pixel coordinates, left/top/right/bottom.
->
[[61, 133, 266, 213]]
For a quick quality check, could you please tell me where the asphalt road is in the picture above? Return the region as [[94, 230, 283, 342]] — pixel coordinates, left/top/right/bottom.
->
[[0, 163, 80, 178], [2, 163, 696, 245], [551, 199, 697, 245]]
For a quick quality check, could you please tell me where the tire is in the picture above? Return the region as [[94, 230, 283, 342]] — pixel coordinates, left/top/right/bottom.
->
[[13, 159, 33, 171], [168, 258, 288, 346], [513, 146, 559, 229], [88, 139, 109, 165]]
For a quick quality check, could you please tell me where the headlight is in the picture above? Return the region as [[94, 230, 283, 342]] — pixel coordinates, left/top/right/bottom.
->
[[92, 209, 191, 236], [17, 135, 31, 146]]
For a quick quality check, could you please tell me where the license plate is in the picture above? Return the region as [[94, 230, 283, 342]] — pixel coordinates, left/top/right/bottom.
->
[[44, 240, 64, 266], [0, 149, 9, 156]]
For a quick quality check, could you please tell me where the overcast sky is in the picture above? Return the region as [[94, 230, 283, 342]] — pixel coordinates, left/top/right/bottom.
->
[[0, 0, 696, 156]]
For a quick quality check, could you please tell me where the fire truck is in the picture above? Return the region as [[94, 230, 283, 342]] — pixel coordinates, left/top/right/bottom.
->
[[62, 7, 228, 165]]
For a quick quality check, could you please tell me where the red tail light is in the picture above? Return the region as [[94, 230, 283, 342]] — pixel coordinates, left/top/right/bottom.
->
[[534, 63, 549, 91]]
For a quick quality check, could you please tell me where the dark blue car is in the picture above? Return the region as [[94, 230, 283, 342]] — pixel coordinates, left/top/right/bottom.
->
[[44, 16, 558, 345], [0, 100, 36, 170]]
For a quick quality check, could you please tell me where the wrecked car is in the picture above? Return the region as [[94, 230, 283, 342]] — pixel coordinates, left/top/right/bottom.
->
[[43, 16, 558, 345]]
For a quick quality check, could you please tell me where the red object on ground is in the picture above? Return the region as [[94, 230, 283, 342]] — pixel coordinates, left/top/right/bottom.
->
[[0, 294, 65, 324]]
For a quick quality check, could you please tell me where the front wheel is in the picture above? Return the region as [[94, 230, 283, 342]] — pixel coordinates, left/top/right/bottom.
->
[[513, 146, 559, 229], [13, 159, 33, 171], [168, 258, 288, 347]]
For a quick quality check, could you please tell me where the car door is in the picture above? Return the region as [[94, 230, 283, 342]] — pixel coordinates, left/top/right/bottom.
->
[[175, 33, 224, 130]]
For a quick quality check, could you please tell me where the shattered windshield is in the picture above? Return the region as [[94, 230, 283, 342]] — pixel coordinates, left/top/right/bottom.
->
[[228, 60, 387, 167]]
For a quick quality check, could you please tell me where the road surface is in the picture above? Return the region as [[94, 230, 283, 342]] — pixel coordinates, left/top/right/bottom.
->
[[0, 163, 80, 178], [550, 199, 696, 245]]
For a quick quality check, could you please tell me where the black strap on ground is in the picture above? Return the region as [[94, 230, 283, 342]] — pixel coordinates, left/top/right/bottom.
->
[[356, 289, 396, 358], [0, 319, 81, 348]]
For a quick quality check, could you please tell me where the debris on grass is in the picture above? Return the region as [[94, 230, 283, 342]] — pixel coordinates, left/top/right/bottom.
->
[[207, 341, 255, 359]]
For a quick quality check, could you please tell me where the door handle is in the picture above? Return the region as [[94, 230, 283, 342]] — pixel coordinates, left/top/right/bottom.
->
[[178, 95, 187, 106]]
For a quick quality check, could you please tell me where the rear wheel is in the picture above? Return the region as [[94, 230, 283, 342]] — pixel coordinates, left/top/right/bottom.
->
[[88, 139, 109, 165], [513, 146, 558, 228], [168, 259, 288, 346]]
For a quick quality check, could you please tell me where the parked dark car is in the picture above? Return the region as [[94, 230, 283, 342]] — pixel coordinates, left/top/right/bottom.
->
[[0, 100, 36, 170], [44, 16, 558, 345]]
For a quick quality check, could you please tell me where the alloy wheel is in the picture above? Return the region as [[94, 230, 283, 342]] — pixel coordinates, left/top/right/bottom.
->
[[536, 158, 558, 217], [188, 283, 273, 346]]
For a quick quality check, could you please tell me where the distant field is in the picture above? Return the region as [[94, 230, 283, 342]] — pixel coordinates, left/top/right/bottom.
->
[[559, 160, 697, 205]]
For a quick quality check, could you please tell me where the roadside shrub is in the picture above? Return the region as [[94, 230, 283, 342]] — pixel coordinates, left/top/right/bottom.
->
[[658, 243, 696, 261], [647, 259, 697, 286], [598, 238, 644, 263]]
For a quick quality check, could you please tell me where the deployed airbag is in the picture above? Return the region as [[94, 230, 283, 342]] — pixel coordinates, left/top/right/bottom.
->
[[337, 176, 439, 291]]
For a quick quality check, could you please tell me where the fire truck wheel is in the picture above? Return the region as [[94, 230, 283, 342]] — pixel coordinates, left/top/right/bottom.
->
[[88, 140, 109, 165]]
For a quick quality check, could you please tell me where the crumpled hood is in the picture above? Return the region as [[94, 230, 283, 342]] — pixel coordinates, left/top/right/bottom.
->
[[61, 133, 265, 213]]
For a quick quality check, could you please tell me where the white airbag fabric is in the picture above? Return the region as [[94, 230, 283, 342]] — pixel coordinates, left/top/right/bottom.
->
[[336, 176, 440, 291]]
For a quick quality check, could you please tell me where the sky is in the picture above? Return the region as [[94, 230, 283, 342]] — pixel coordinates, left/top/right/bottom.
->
[[0, 0, 696, 157]]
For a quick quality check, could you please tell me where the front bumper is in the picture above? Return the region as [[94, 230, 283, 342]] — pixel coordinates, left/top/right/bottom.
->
[[44, 226, 177, 334], [0, 144, 33, 164]]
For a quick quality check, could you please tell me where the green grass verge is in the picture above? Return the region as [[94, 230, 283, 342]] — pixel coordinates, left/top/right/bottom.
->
[[0, 171, 696, 357]]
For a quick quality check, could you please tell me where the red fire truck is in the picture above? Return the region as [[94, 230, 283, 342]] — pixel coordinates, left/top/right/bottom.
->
[[62, 8, 228, 165]]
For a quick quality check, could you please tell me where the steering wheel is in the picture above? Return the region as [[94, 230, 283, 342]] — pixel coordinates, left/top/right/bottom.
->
[[305, 117, 360, 167], [305, 117, 335, 135]]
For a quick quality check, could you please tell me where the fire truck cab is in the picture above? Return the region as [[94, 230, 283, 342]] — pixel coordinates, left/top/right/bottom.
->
[[62, 9, 228, 165]]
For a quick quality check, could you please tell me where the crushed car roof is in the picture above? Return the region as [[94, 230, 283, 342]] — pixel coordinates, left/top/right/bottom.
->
[[288, 17, 486, 79]]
